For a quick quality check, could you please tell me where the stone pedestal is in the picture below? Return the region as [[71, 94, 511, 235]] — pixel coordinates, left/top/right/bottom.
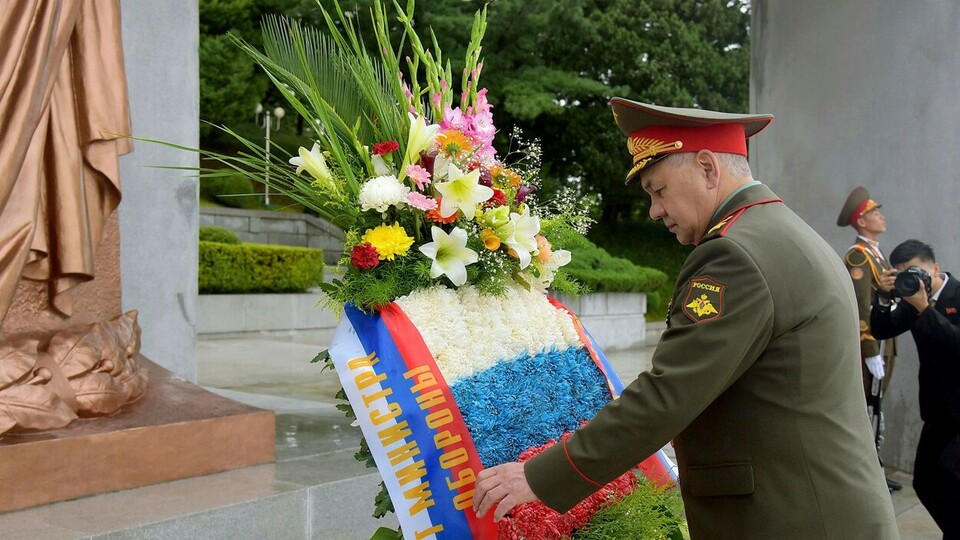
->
[[0, 357, 274, 513]]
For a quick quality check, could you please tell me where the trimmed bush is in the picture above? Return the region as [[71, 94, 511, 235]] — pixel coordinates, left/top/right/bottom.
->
[[199, 174, 265, 210], [199, 241, 324, 294], [199, 226, 242, 244], [565, 239, 667, 294]]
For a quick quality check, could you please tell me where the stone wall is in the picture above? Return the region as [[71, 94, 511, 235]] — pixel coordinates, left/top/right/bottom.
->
[[198, 291, 648, 351], [200, 207, 344, 265], [752, 0, 960, 472]]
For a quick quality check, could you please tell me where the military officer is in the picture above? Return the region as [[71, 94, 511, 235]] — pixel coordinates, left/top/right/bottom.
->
[[474, 99, 899, 539], [837, 186, 901, 492]]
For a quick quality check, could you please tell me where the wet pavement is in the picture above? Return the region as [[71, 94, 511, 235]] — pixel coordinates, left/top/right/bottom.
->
[[197, 334, 942, 539]]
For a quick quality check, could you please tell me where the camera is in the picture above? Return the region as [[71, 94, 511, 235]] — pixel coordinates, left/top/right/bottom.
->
[[893, 266, 932, 297]]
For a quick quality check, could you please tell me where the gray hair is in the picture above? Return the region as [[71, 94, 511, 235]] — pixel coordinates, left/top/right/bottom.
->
[[662, 152, 752, 179]]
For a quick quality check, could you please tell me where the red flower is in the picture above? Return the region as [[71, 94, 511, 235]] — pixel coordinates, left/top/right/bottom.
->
[[350, 243, 380, 269], [371, 140, 400, 156], [485, 188, 507, 207], [495, 433, 641, 540]]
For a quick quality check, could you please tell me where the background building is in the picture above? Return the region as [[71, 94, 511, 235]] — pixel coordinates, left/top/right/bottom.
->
[[752, 0, 960, 471]]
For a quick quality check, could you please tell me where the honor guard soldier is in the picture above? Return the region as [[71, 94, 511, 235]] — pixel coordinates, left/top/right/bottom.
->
[[837, 186, 901, 492], [475, 99, 899, 539]]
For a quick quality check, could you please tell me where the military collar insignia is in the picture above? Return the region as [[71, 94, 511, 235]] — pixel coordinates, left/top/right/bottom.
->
[[682, 277, 725, 323]]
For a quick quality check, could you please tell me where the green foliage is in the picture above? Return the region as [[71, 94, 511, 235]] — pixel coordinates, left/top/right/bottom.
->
[[417, 0, 751, 222], [198, 241, 324, 293], [200, 34, 269, 140], [369, 527, 402, 540], [199, 173, 265, 210], [199, 226, 242, 244], [564, 238, 667, 294], [589, 219, 692, 321], [572, 479, 687, 540], [319, 252, 433, 313], [199, 0, 270, 140]]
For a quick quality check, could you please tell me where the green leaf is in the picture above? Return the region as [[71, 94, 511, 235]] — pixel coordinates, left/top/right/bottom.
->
[[369, 527, 402, 540], [312, 349, 332, 371]]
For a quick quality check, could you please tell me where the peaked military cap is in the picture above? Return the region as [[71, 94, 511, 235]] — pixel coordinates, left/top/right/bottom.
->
[[837, 186, 881, 227], [610, 98, 774, 185]]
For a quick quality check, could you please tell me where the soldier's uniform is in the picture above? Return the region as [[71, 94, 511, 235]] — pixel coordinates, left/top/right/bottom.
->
[[524, 100, 898, 539], [837, 187, 897, 397]]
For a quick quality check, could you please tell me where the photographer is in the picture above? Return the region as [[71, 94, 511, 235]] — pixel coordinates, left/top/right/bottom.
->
[[871, 239, 960, 536]]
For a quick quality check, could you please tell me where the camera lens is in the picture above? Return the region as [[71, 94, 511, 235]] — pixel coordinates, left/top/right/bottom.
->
[[894, 271, 921, 297]]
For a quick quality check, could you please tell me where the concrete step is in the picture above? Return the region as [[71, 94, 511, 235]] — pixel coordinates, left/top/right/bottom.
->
[[0, 387, 398, 540]]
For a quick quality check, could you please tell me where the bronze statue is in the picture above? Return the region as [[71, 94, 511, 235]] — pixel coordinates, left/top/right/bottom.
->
[[0, 1, 145, 435], [0, 0, 132, 325], [0, 311, 147, 435]]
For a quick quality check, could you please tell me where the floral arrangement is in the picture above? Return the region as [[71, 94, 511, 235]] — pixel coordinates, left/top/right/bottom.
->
[[197, 1, 683, 538], [199, 0, 589, 313]]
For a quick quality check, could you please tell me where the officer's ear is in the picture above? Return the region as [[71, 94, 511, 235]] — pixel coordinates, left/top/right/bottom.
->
[[695, 150, 721, 189]]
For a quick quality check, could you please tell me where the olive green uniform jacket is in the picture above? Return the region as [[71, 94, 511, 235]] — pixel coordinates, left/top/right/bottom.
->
[[526, 184, 898, 539], [842, 238, 897, 396]]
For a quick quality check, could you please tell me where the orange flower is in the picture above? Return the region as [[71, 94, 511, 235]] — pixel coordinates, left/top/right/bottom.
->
[[480, 228, 501, 250], [490, 165, 522, 188], [437, 130, 473, 158], [425, 199, 459, 223], [535, 235, 552, 263]]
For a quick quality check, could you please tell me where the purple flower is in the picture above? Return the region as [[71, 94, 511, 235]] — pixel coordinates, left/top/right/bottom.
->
[[515, 184, 538, 205]]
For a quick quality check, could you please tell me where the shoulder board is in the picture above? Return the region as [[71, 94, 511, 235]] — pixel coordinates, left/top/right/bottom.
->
[[703, 208, 747, 241], [702, 198, 783, 242]]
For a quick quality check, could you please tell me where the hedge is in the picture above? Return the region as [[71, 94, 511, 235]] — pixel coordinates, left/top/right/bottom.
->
[[565, 239, 667, 294], [199, 226, 242, 244], [199, 241, 324, 294], [199, 174, 265, 210]]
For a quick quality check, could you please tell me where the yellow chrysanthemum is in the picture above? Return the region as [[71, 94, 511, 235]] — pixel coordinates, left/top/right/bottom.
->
[[361, 222, 414, 261], [437, 130, 473, 158]]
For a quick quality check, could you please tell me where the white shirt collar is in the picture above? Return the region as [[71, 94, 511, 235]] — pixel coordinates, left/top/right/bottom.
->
[[932, 273, 949, 302]]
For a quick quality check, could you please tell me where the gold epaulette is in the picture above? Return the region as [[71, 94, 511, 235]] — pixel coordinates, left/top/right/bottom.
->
[[846, 245, 883, 283]]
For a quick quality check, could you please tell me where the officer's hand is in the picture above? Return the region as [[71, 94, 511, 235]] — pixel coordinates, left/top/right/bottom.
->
[[879, 269, 897, 293], [865, 355, 885, 380], [473, 462, 539, 522]]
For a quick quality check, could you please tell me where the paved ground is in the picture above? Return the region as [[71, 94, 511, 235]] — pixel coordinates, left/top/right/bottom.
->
[[197, 332, 943, 539]]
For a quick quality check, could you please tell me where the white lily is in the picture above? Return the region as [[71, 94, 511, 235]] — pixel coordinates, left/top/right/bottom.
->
[[433, 164, 494, 221], [372, 154, 394, 176], [289, 143, 333, 187], [403, 113, 440, 170], [503, 206, 541, 269], [418, 226, 479, 287], [549, 249, 572, 269]]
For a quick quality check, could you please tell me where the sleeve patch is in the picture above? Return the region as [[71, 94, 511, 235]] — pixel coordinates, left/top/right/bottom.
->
[[850, 267, 864, 280], [682, 277, 725, 323]]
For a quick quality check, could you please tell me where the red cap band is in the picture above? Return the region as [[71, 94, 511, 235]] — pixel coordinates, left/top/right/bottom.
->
[[628, 123, 748, 157], [849, 199, 878, 225]]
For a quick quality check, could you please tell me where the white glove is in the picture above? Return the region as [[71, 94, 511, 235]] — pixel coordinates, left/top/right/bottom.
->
[[865, 355, 885, 380]]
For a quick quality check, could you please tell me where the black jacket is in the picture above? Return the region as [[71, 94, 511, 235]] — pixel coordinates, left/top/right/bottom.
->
[[871, 273, 960, 426]]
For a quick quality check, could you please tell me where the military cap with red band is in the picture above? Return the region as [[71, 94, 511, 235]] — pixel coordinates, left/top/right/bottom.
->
[[610, 98, 774, 185], [837, 186, 881, 227]]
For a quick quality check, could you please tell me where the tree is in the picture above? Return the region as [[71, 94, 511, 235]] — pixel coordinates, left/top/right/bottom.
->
[[199, 0, 751, 219], [415, 0, 751, 223]]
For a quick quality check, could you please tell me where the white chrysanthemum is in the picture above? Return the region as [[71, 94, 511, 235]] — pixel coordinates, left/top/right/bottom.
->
[[396, 282, 581, 383], [358, 175, 410, 213]]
